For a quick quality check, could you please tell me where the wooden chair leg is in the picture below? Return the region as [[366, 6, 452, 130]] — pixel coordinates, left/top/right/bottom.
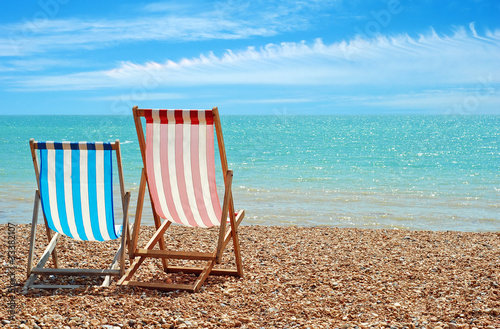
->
[[119, 192, 130, 276], [43, 220, 59, 268], [130, 169, 147, 258], [192, 260, 215, 292], [102, 244, 123, 287], [104, 191, 131, 285], [23, 232, 61, 293], [27, 191, 40, 278], [131, 168, 168, 269], [118, 210, 244, 291], [224, 209, 244, 277], [230, 215, 244, 277], [216, 171, 233, 263], [152, 212, 169, 270], [118, 219, 171, 285]]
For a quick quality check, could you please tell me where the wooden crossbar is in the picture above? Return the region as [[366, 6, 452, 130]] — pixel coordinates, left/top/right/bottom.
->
[[165, 266, 239, 276], [31, 268, 121, 276], [135, 249, 215, 261], [125, 281, 197, 292], [29, 284, 84, 290], [222, 210, 245, 254]]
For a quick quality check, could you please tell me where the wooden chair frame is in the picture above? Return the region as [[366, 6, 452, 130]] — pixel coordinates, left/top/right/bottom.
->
[[23, 139, 131, 291], [118, 106, 244, 292]]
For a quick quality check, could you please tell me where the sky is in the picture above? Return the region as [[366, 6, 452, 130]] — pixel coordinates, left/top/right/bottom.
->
[[0, 0, 499, 115]]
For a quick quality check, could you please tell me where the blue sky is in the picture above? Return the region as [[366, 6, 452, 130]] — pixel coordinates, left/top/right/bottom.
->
[[0, 0, 499, 115]]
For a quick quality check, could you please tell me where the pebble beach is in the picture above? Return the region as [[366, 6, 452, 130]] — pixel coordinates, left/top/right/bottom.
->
[[1, 224, 499, 329]]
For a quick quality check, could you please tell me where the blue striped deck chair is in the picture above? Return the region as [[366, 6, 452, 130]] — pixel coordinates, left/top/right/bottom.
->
[[24, 139, 131, 291]]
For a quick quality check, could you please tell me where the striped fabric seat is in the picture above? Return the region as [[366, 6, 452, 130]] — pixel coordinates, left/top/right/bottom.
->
[[38, 142, 121, 241], [144, 109, 222, 228]]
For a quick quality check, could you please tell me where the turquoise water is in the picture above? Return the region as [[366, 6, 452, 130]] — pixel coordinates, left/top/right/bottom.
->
[[1, 115, 499, 231]]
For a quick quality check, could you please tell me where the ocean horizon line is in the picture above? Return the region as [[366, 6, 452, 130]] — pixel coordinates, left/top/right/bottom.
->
[[2, 113, 499, 117]]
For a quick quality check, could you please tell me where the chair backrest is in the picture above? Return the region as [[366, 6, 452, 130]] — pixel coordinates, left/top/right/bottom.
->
[[141, 109, 223, 228], [34, 141, 122, 241]]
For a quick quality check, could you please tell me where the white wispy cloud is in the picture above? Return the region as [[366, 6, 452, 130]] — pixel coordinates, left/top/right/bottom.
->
[[0, 0, 332, 57], [89, 92, 185, 101], [228, 98, 315, 104], [0, 17, 268, 56], [12, 27, 500, 91]]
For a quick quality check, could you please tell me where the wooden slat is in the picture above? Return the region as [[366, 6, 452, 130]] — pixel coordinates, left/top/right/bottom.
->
[[229, 206, 244, 277], [101, 276, 112, 288], [30, 138, 59, 268], [222, 209, 244, 253], [212, 107, 229, 184], [193, 261, 215, 292], [115, 140, 126, 205], [22, 232, 61, 292], [144, 219, 171, 250], [216, 170, 232, 263], [29, 284, 83, 289], [35, 233, 60, 270], [216, 208, 245, 269], [151, 201, 169, 269], [133, 106, 147, 167], [166, 266, 239, 276], [118, 218, 172, 284], [118, 191, 130, 277], [44, 225, 59, 268], [103, 242, 123, 287], [30, 139, 41, 190], [134, 108, 149, 118], [135, 249, 215, 261], [130, 169, 147, 257], [27, 190, 40, 278], [31, 268, 121, 276], [213, 107, 235, 220], [117, 256, 146, 285], [23, 275, 37, 294], [121, 281, 196, 292]]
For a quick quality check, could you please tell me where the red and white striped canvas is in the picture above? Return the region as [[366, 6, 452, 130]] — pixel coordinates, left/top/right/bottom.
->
[[144, 109, 222, 227]]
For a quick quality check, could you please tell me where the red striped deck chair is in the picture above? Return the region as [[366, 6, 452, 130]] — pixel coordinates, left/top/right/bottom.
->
[[118, 106, 244, 292], [24, 139, 130, 291]]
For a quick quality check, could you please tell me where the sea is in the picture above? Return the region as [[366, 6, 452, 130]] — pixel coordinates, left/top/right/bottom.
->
[[1, 115, 498, 232]]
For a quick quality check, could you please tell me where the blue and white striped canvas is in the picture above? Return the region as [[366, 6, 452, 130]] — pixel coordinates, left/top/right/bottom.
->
[[38, 142, 122, 241]]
